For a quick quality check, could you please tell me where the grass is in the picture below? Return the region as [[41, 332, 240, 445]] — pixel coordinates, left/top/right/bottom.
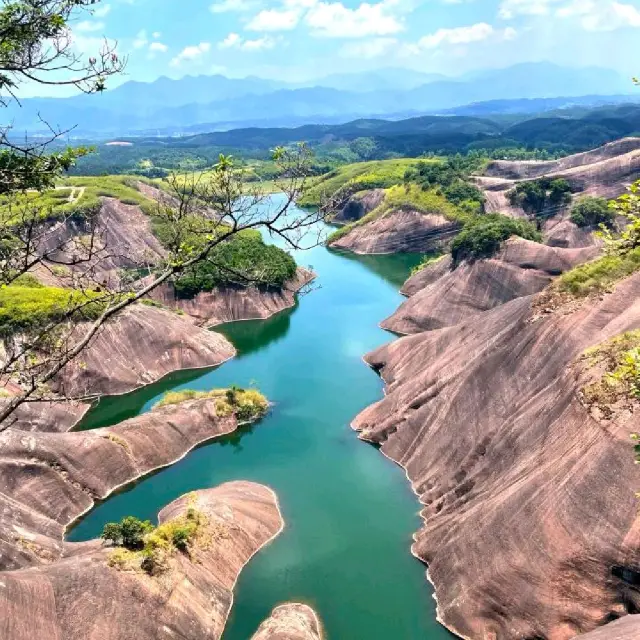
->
[[154, 386, 269, 421], [411, 252, 446, 275], [557, 247, 640, 297], [0, 284, 108, 337], [579, 330, 640, 416], [327, 183, 466, 244], [0, 175, 159, 224], [299, 158, 424, 208]]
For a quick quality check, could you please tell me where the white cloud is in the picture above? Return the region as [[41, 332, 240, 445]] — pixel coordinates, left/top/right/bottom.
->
[[418, 22, 495, 48], [152, 31, 162, 39], [218, 32, 279, 51], [170, 42, 212, 66], [76, 20, 105, 32], [93, 4, 112, 17], [304, 0, 404, 38], [149, 41, 168, 52], [133, 29, 148, 49], [210, 0, 255, 12], [246, 8, 301, 31], [556, 1, 640, 31], [499, 0, 562, 19]]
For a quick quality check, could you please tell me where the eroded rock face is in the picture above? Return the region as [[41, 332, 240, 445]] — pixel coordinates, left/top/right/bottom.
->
[[330, 209, 459, 254], [332, 189, 385, 224], [150, 268, 315, 328], [355, 272, 640, 639], [251, 604, 324, 640], [384, 238, 599, 335], [0, 482, 283, 640], [573, 615, 640, 640], [0, 397, 240, 570], [56, 304, 235, 399]]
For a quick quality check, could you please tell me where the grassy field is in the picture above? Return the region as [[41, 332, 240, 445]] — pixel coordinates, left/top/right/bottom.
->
[[298, 158, 426, 207]]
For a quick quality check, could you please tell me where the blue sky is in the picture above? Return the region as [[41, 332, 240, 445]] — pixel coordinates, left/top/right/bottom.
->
[[37, 0, 640, 94]]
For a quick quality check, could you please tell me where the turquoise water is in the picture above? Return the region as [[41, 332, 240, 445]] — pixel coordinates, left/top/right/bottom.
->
[[68, 197, 453, 640]]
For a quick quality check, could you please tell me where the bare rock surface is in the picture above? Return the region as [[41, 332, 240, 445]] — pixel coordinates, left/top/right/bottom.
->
[[332, 188, 385, 224], [0, 396, 243, 570], [56, 304, 235, 399], [150, 267, 315, 328], [543, 216, 598, 249], [573, 615, 640, 640], [355, 271, 640, 639], [385, 238, 598, 334], [330, 209, 459, 254], [251, 604, 324, 640], [0, 481, 283, 640], [477, 138, 640, 219]]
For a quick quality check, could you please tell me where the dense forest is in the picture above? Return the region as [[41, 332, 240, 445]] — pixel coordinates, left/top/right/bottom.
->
[[68, 102, 640, 177]]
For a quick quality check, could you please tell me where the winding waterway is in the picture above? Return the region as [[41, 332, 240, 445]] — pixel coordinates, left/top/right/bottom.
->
[[68, 196, 453, 640]]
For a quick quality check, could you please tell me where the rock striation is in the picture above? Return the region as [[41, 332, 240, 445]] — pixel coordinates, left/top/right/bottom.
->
[[0, 396, 245, 570], [355, 271, 640, 639], [149, 267, 315, 328], [384, 238, 598, 334], [332, 189, 385, 224], [251, 604, 324, 640], [0, 481, 283, 640], [330, 209, 459, 254]]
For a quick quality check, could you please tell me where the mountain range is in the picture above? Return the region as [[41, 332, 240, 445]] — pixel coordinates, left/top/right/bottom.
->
[[7, 63, 637, 138]]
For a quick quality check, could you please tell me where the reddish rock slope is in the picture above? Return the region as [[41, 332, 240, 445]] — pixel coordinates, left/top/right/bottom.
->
[[384, 238, 598, 334], [354, 273, 640, 639], [330, 209, 459, 254], [251, 604, 324, 640], [0, 481, 283, 640], [332, 189, 385, 224]]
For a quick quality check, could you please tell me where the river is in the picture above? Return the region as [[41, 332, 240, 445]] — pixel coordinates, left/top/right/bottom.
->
[[68, 196, 453, 640]]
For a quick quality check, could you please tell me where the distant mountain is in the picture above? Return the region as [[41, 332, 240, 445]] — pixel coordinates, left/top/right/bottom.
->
[[4, 63, 635, 138]]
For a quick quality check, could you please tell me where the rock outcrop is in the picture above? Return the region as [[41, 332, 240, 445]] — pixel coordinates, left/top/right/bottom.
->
[[330, 210, 459, 254], [0, 396, 247, 570], [332, 189, 385, 224], [355, 271, 640, 639], [0, 481, 283, 640], [251, 604, 324, 640], [384, 238, 598, 334], [150, 268, 315, 328], [573, 615, 640, 640]]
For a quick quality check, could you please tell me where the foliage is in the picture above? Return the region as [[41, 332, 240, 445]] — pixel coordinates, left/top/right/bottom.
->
[[580, 331, 640, 418], [570, 196, 615, 228], [155, 386, 269, 421], [172, 230, 297, 297], [298, 158, 419, 208], [450, 214, 542, 263], [0, 285, 107, 337], [327, 183, 465, 244], [411, 252, 446, 276], [602, 180, 640, 255], [507, 177, 573, 216], [101, 516, 154, 549]]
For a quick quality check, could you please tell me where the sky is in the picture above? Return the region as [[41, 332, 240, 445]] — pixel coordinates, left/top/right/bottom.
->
[[27, 0, 640, 95]]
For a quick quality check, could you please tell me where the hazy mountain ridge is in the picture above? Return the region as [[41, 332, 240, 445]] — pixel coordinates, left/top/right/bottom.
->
[[7, 63, 635, 138]]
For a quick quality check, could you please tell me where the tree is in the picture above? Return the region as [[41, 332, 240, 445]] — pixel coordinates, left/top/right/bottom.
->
[[101, 516, 154, 549], [570, 196, 615, 228], [0, 5, 323, 430], [507, 177, 573, 216]]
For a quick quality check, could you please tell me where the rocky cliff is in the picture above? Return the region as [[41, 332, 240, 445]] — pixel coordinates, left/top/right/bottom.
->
[[332, 189, 385, 224], [329, 210, 459, 254], [384, 238, 598, 334], [150, 267, 315, 328], [355, 270, 640, 639], [251, 604, 324, 640], [0, 481, 284, 640]]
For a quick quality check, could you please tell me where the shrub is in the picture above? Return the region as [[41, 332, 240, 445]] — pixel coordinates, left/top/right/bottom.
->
[[451, 214, 541, 263], [570, 197, 615, 228], [101, 516, 154, 549], [507, 177, 573, 215]]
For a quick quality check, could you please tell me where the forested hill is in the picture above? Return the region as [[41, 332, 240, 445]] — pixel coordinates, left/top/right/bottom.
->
[[72, 103, 640, 176]]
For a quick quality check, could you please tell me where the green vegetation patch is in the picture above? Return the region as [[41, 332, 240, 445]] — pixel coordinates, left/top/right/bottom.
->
[[299, 158, 421, 208], [103, 496, 224, 576], [570, 196, 616, 228], [171, 229, 297, 297], [155, 385, 269, 421], [557, 247, 640, 297], [411, 252, 447, 276], [450, 213, 541, 263], [327, 184, 465, 244], [579, 331, 640, 420], [0, 284, 108, 337], [507, 177, 573, 216]]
